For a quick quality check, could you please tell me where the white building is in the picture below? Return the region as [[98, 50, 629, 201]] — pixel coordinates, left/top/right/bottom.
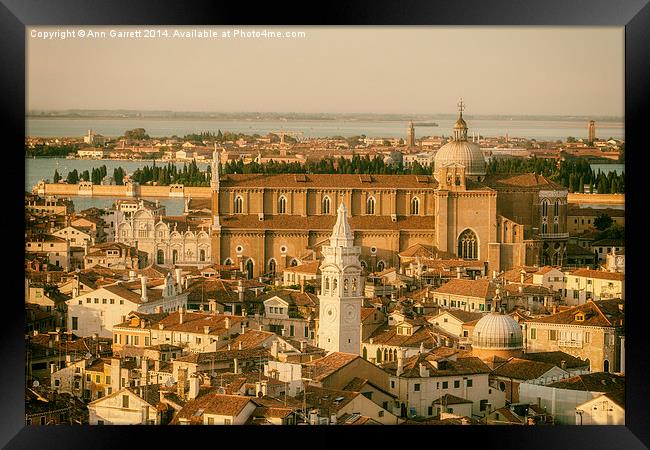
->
[[52, 226, 94, 248], [88, 385, 162, 425], [317, 203, 364, 355], [65, 273, 188, 338], [575, 391, 625, 425]]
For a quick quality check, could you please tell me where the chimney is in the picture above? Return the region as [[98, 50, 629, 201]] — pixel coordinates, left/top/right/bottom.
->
[[208, 299, 216, 313], [141, 357, 148, 383], [50, 363, 57, 374], [140, 275, 148, 302], [199, 303, 205, 312], [154, 359, 160, 372], [233, 358, 239, 374], [456, 267, 462, 279], [178, 306, 184, 325], [419, 363, 429, 377], [300, 278, 305, 293], [238, 280, 244, 302], [261, 381, 268, 397], [330, 414, 337, 425], [241, 323, 246, 334], [188, 374, 200, 400], [560, 360, 566, 370], [129, 270, 137, 281], [397, 349, 405, 377], [271, 341, 279, 358], [520, 270, 526, 284], [55, 327, 61, 342], [238, 341, 243, 351], [552, 305, 558, 314], [204, 326, 211, 334], [155, 305, 163, 314], [177, 369, 186, 399], [175, 268, 182, 290], [300, 341, 307, 353], [225, 317, 230, 329]]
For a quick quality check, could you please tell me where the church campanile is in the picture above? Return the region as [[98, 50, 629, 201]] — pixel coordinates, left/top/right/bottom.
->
[[317, 203, 364, 355]]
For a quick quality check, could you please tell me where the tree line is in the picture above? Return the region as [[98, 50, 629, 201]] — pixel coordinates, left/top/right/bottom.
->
[[486, 157, 625, 194], [26, 144, 78, 158]]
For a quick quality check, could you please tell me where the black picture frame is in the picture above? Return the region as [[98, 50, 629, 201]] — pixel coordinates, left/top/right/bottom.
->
[[2, 0, 647, 448]]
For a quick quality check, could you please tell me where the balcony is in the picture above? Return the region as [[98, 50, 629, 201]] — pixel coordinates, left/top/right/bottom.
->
[[558, 340, 583, 348], [539, 233, 569, 239]]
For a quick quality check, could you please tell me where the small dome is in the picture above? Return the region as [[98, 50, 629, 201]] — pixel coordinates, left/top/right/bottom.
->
[[472, 313, 523, 351], [434, 140, 486, 177], [454, 117, 467, 129]]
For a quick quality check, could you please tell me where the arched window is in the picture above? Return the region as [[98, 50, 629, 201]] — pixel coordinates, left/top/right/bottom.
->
[[224, 258, 233, 266], [157, 249, 165, 265], [245, 259, 254, 279], [290, 259, 298, 267], [322, 196, 331, 214], [376, 348, 382, 363], [234, 196, 243, 214], [541, 199, 549, 217], [458, 229, 478, 260], [553, 222, 558, 233], [411, 197, 420, 215], [332, 278, 338, 292], [268, 259, 276, 275], [366, 197, 375, 215], [377, 260, 385, 272], [360, 260, 367, 270], [383, 349, 389, 362], [278, 195, 287, 214], [362, 347, 368, 360], [172, 249, 178, 264], [542, 223, 548, 234], [325, 277, 330, 293], [604, 360, 610, 373], [554, 199, 560, 216], [199, 249, 206, 262]]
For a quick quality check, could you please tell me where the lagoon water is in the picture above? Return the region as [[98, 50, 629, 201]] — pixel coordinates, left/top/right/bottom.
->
[[27, 117, 624, 142]]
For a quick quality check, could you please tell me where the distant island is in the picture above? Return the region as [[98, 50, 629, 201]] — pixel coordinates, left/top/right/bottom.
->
[[26, 109, 623, 123]]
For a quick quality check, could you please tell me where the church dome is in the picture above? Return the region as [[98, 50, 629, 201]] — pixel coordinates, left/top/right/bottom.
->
[[434, 99, 486, 179], [471, 312, 523, 351]]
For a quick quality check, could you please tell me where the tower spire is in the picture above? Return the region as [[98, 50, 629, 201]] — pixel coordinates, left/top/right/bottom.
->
[[330, 203, 353, 247], [211, 143, 220, 190], [453, 98, 468, 141], [457, 97, 465, 118]]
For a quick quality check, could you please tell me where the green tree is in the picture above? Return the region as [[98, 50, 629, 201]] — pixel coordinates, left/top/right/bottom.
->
[[53, 169, 61, 183], [66, 169, 79, 184], [594, 213, 613, 231]]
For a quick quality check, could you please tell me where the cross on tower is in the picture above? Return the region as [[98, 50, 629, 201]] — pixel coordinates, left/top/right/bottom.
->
[[457, 98, 465, 117]]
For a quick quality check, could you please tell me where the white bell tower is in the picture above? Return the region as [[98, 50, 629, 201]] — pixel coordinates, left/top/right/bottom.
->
[[317, 203, 364, 355]]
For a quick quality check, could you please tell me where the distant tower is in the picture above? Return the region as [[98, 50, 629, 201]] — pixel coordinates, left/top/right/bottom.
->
[[406, 121, 415, 147], [210, 143, 220, 229], [588, 120, 596, 143], [317, 203, 364, 355]]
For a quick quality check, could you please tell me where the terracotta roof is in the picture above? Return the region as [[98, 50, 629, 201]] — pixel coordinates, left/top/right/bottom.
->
[[519, 351, 590, 369], [569, 269, 624, 281], [101, 283, 147, 304], [227, 330, 277, 350], [603, 390, 625, 409], [295, 386, 358, 416], [491, 358, 559, 380], [155, 311, 245, 335], [526, 299, 624, 327], [436, 310, 486, 324], [283, 260, 321, 275], [432, 394, 473, 405], [567, 207, 625, 217], [171, 392, 254, 424], [591, 239, 625, 247], [483, 173, 566, 190], [219, 214, 435, 231], [566, 243, 598, 257], [433, 278, 496, 299], [367, 324, 437, 349], [220, 173, 438, 189], [302, 352, 359, 382], [490, 407, 525, 424], [547, 372, 624, 393], [337, 413, 380, 425], [381, 349, 491, 378], [360, 307, 380, 321], [398, 243, 435, 259]]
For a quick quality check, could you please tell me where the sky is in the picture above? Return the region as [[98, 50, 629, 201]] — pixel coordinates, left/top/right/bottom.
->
[[26, 26, 624, 117]]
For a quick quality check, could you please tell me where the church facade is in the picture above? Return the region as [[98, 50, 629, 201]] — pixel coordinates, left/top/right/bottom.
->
[[152, 102, 565, 278]]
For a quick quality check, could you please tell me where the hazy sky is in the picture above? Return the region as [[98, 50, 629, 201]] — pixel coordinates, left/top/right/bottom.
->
[[27, 26, 624, 116]]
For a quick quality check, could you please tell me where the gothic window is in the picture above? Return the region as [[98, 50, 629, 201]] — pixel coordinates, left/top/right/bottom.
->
[[268, 259, 276, 275], [411, 197, 420, 215], [542, 223, 548, 234], [541, 199, 549, 217], [377, 261, 385, 272], [199, 249, 206, 262], [332, 278, 338, 292], [172, 249, 178, 264], [224, 258, 233, 266], [278, 195, 287, 214], [234, 196, 243, 214], [325, 277, 330, 293], [366, 197, 375, 215], [352, 277, 357, 292], [344, 278, 349, 293], [554, 199, 560, 217], [376, 348, 382, 363], [322, 196, 331, 215], [360, 260, 367, 270], [553, 222, 558, 233], [458, 229, 478, 260], [157, 249, 164, 265], [245, 259, 254, 279]]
